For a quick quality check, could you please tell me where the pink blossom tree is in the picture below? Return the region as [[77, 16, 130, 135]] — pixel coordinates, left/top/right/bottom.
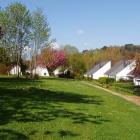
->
[[37, 48, 67, 73]]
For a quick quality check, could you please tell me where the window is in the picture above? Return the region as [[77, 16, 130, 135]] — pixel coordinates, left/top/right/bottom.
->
[[44, 73, 46, 75]]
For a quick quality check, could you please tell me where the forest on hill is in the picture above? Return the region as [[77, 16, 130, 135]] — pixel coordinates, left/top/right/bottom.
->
[[81, 44, 140, 68]]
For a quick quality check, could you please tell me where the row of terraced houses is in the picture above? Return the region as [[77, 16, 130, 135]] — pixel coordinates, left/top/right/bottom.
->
[[84, 60, 140, 86]]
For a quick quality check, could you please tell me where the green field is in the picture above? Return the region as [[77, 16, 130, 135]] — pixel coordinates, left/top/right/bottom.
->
[[0, 78, 140, 140]]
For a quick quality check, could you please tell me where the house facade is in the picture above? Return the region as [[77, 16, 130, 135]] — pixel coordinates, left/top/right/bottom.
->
[[84, 61, 111, 80], [10, 65, 21, 75], [32, 66, 49, 77], [105, 60, 136, 81], [53, 68, 62, 76], [133, 78, 140, 86]]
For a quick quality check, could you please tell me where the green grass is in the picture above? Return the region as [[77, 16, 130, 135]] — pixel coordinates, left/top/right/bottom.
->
[[89, 79, 140, 96], [111, 82, 135, 94], [108, 82, 140, 96], [0, 78, 140, 140]]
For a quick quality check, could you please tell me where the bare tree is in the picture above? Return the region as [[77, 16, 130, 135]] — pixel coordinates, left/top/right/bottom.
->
[[0, 2, 31, 78], [31, 8, 51, 76]]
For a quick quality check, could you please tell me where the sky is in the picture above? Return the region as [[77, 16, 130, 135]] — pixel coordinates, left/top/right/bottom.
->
[[0, 0, 140, 51]]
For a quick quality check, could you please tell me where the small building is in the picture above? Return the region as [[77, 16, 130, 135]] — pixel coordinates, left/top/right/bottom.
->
[[84, 61, 111, 80], [53, 68, 62, 76], [10, 65, 21, 75], [32, 66, 49, 77], [105, 60, 136, 81], [133, 77, 140, 86]]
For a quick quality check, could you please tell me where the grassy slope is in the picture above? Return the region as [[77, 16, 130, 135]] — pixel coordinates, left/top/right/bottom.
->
[[111, 82, 140, 95], [0, 78, 140, 140], [89, 80, 140, 96]]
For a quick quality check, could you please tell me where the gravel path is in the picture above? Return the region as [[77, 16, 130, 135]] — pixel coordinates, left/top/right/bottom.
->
[[82, 81, 140, 106]]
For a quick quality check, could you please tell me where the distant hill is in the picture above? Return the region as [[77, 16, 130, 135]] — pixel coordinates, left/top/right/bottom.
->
[[82, 44, 140, 70]]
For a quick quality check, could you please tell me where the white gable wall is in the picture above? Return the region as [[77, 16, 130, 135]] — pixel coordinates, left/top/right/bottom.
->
[[33, 67, 49, 77], [92, 61, 111, 79], [133, 78, 140, 86], [116, 61, 136, 81], [10, 66, 21, 75], [53, 68, 60, 76]]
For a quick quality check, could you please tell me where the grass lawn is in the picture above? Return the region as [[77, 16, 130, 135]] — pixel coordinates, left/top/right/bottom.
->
[[0, 78, 140, 140], [89, 79, 140, 96], [110, 82, 140, 96]]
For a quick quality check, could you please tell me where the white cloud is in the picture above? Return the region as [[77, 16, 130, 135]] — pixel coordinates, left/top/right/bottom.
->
[[77, 29, 84, 35], [83, 42, 89, 46], [50, 42, 60, 50]]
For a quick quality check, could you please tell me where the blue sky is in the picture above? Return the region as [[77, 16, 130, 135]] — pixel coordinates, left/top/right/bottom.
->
[[1, 0, 140, 51]]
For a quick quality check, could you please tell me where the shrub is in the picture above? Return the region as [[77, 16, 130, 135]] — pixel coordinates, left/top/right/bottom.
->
[[0, 63, 11, 74], [74, 73, 84, 80], [24, 72, 31, 79], [107, 77, 115, 84], [98, 77, 115, 85], [83, 76, 93, 81], [33, 74, 39, 79], [58, 71, 74, 79], [118, 78, 132, 83]]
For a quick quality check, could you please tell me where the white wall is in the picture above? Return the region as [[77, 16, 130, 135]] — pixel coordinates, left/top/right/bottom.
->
[[133, 78, 140, 86], [116, 61, 136, 81], [33, 67, 49, 77], [53, 68, 60, 76], [10, 66, 21, 75], [92, 61, 111, 79]]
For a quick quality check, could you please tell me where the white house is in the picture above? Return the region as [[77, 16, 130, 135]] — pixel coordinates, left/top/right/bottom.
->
[[84, 61, 111, 80], [53, 68, 62, 76], [32, 66, 49, 77], [133, 77, 140, 86], [10, 65, 21, 75], [105, 60, 136, 81]]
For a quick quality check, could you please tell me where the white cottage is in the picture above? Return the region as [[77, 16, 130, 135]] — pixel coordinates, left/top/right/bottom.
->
[[32, 66, 49, 77], [84, 61, 111, 80], [53, 68, 61, 76], [10, 65, 21, 75], [133, 78, 140, 86], [105, 60, 136, 81]]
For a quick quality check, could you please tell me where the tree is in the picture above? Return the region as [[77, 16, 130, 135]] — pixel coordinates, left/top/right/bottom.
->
[[0, 47, 10, 65], [37, 48, 67, 74], [0, 2, 31, 77], [31, 8, 51, 75], [0, 47, 11, 74], [0, 26, 4, 39], [67, 53, 86, 78], [62, 44, 79, 54]]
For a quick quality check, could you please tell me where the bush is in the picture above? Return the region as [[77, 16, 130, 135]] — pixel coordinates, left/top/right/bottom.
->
[[33, 74, 39, 79], [98, 77, 115, 85], [83, 76, 93, 81], [133, 87, 140, 95], [107, 77, 115, 84], [118, 78, 131, 83], [74, 73, 84, 80], [0, 63, 11, 74], [58, 71, 74, 79], [24, 72, 31, 79]]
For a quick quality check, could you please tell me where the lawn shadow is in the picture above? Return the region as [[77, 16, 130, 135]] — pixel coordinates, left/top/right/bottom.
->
[[44, 129, 79, 138], [0, 77, 111, 127], [58, 130, 79, 137], [0, 129, 29, 140]]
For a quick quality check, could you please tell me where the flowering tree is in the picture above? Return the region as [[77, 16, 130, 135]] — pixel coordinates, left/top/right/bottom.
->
[[37, 48, 67, 73]]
